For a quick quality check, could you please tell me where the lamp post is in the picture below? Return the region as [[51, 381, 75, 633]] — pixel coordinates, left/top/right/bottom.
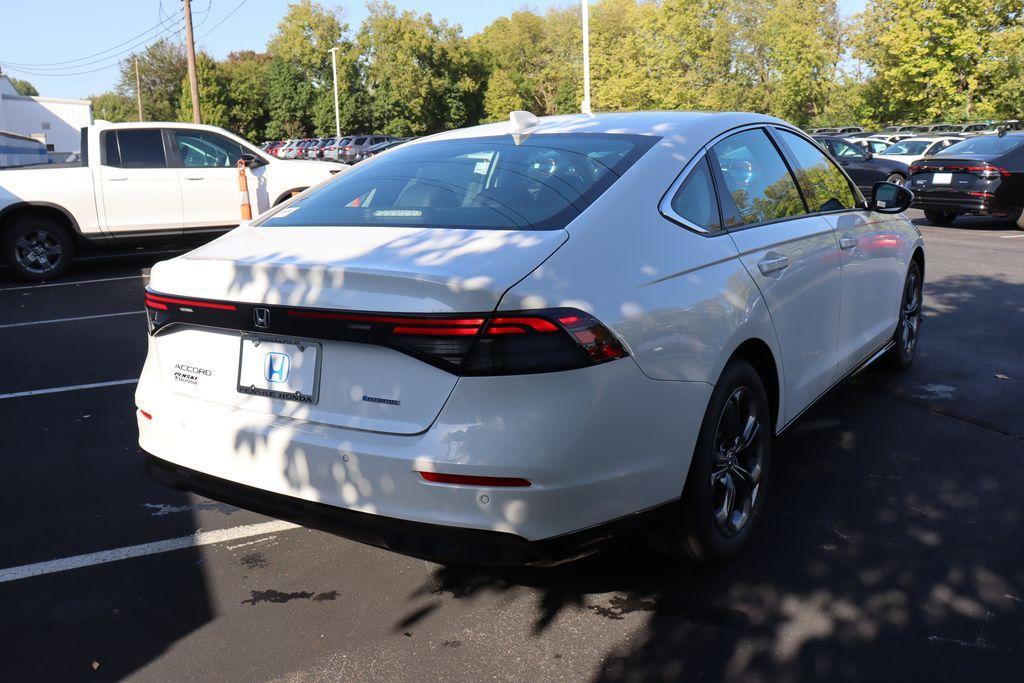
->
[[328, 47, 341, 139], [581, 0, 591, 114]]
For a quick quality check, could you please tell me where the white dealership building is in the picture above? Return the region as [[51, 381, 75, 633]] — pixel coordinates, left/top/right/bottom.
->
[[0, 73, 93, 157]]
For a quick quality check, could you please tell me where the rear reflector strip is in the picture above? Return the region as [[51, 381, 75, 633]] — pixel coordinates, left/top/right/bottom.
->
[[146, 293, 237, 311], [138, 409, 152, 420], [418, 471, 531, 487]]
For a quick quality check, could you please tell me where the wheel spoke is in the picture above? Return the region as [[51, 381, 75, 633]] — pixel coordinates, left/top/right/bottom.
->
[[713, 471, 736, 527], [737, 415, 760, 452]]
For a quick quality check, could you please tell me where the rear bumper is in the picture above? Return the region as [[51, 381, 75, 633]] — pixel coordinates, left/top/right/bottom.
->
[[144, 453, 665, 566], [136, 341, 711, 547], [912, 194, 1020, 217]]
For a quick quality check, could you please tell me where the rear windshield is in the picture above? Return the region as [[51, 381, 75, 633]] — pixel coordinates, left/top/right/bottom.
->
[[884, 140, 930, 155], [258, 133, 658, 231], [938, 135, 1024, 156]]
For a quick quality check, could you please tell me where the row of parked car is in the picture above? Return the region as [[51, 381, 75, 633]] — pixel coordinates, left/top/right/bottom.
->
[[808, 120, 1023, 138], [807, 122, 1024, 228], [259, 135, 413, 164]]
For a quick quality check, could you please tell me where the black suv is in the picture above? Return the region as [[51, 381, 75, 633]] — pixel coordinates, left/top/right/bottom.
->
[[908, 133, 1024, 227]]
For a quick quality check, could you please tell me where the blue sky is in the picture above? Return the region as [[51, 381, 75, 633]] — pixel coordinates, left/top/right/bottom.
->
[[1, 0, 867, 100]]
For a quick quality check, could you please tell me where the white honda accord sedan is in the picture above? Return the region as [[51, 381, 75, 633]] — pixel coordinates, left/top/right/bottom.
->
[[137, 111, 924, 565]]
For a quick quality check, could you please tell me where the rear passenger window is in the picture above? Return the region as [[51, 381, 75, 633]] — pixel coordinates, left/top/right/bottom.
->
[[711, 129, 805, 226], [116, 130, 167, 168], [102, 131, 121, 167], [669, 157, 721, 231], [776, 130, 857, 212]]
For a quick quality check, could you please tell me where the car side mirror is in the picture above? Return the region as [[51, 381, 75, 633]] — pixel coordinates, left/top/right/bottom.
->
[[240, 153, 264, 169], [869, 181, 913, 214], [863, 152, 873, 160]]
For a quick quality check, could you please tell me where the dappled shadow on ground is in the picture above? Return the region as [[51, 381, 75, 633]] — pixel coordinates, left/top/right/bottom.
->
[[388, 267, 1024, 681]]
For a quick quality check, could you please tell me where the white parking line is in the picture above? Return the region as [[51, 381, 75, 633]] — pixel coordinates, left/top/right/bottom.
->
[[0, 274, 149, 292], [0, 520, 302, 584], [0, 310, 145, 329], [0, 379, 138, 400]]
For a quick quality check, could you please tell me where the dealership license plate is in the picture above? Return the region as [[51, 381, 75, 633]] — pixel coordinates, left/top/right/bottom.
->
[[931, 172, 953, 185], [236, 335, 321, 404]]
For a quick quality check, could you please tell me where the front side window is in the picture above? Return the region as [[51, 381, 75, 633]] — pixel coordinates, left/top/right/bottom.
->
[[830, 140, 866, 159], [259, 133, 658, 231], [173, 130, 245, 167], [668, 156, 721, 231], [883, 140, 930, 156], [777, 130, 856, 212], [711, 129, 805, 226], [114, 129, 167, 168]]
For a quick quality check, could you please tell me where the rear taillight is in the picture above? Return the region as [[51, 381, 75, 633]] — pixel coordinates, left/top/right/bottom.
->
[[145, 288, 628, 376], [286, 307, 628, 375], [910, 162, 1009, 178]]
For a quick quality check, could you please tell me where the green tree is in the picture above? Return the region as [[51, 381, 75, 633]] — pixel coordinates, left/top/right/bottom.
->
[[176, 53, 230, 126], [221, 50, 271, 140], [118, 38, 186, 122], [852, 0, 1022, 124], [356, 1, 484, 136], [265, 57, 313, 138], [89, 92, 136, 122], [9, 77, 38, 96]]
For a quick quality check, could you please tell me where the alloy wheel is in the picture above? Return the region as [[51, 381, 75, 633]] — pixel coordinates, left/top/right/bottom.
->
[[900, 270, 922, 355], [710, 386, 765, 537], [14, 229, 63, 275], [886, 173, 904, 185]]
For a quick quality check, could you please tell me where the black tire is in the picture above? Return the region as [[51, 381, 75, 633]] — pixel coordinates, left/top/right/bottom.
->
[[884, 260, 922, 371], [649, 359, 772, 564], [2, 215, 76, 281], [924, 210, 957, 226]]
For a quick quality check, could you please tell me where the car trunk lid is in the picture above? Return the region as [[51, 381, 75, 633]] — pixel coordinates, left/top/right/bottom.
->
[[145, 224, 568, 435]]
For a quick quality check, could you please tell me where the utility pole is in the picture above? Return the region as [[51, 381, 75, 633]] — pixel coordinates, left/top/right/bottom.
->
[[182, 0, 202, 123], [328, 47, 341, 139], [134, 56, 143, 121], [580, 0, 591, 114]]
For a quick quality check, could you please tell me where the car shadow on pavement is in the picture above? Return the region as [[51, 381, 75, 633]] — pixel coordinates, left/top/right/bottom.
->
[[393, 270, 1024, 682]]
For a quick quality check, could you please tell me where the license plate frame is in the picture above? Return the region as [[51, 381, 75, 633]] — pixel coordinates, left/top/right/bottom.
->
[[236, 334, 322, 405], [931, 172, 953, 185]]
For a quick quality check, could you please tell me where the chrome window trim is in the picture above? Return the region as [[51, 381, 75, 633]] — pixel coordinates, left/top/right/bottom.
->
[[658, 150, 717, 234], [659, 122, 786, 236]]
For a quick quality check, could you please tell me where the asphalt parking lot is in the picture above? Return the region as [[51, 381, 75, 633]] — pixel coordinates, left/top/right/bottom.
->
[[1, 212, 1022, 682]]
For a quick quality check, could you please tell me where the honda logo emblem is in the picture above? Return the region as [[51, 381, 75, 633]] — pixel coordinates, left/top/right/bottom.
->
[[253, 308, 270, 329]]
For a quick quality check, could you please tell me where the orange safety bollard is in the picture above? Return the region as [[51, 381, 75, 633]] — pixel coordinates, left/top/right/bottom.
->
[[236, 158, 252, 221]]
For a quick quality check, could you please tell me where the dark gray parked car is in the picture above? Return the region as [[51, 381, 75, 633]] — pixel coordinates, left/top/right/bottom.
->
[[340, 135, 395, 164]]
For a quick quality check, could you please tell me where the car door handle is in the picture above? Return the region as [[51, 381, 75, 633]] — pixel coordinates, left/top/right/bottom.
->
[[107, 177, 127, 182], [757, 254, 790, 275], [838, 236, 859, 250], [184, 176, 204, 180]]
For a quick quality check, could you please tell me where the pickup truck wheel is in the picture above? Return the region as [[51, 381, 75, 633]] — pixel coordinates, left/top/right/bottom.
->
[[3, 216, 75, 281]]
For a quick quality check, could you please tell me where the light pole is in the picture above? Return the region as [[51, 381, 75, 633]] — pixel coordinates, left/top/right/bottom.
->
[[581, 0, 591, 114], [182, 0, 202, 123], [328, 47, 341, 139]]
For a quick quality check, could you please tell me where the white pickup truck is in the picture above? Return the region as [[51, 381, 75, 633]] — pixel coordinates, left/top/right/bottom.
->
[[0, 121, 346, 280]]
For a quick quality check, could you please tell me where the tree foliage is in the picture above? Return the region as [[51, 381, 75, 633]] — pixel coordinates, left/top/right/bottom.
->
[[91, 0, 1022, 143], [117, 38, 186, 122], [89, 92, 136, 122], [9, 77, 38, 96]]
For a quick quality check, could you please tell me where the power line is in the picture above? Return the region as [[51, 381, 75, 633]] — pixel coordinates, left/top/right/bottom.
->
[[196, 0, 250, 42], [0, 9, 183, 68], [1, 3, 214, 78]]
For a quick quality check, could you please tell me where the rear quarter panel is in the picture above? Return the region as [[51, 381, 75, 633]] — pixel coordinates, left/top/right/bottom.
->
[[499, 138, 786, 418], [0, 166, 102, 235]]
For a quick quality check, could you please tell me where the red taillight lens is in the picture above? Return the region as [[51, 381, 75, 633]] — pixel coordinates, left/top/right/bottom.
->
[[418, 471, 531, 487], [138, 409, 153, 420]]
